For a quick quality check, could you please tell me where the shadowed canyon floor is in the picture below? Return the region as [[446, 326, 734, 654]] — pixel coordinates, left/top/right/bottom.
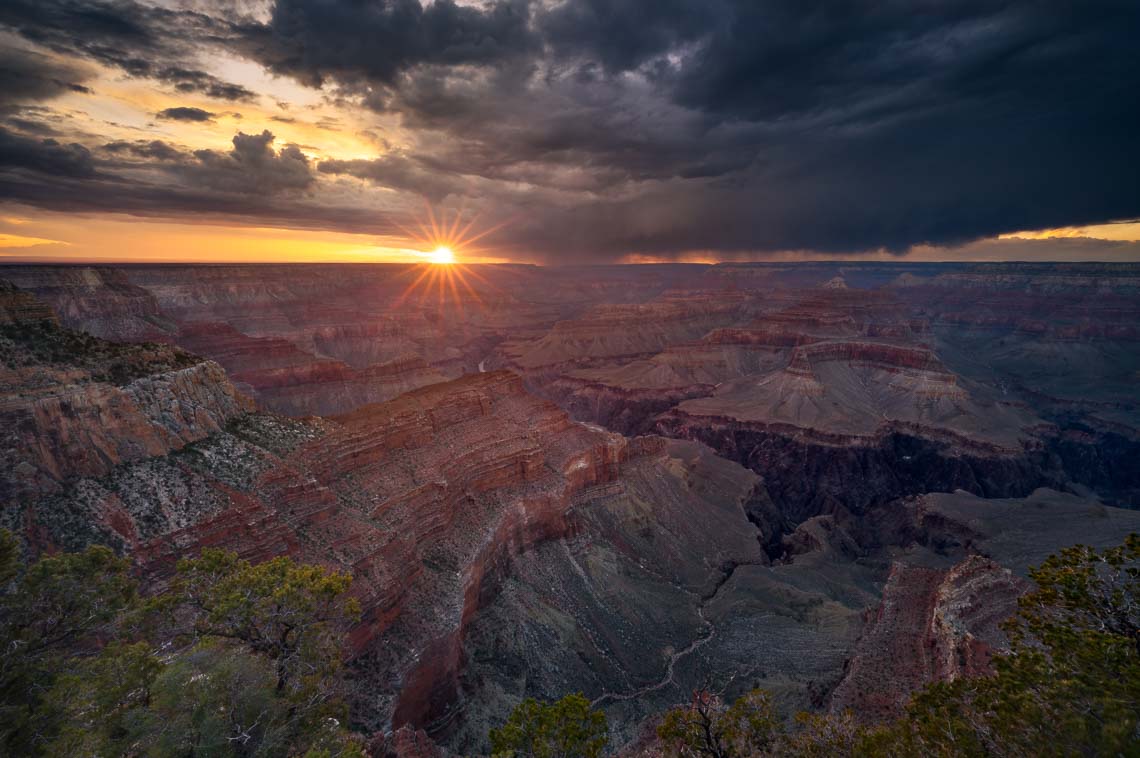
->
[[2, 262, 1138, 752]]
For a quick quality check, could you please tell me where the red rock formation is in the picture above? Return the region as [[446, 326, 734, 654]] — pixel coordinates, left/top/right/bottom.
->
[[828, 556, 1027, 723], [928, 556, 1028, 682], [501, 292, 758, 370], [1, 360, 253, 501], [167, 321, 451, 416], [0, 280, 59, 325], [1, 266, 173, 341], [368, 726, 450, 758], [1, 289, 254, 505], [17, 361, 664, 732]]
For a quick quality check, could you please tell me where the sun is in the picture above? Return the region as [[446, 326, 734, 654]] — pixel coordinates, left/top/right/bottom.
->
[[394, 202, 512, 266]]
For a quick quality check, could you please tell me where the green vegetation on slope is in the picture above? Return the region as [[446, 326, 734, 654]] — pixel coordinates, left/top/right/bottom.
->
[[0, 320, 199, 384], [489, 693, 609, 758], [0, 535, 363, 756]]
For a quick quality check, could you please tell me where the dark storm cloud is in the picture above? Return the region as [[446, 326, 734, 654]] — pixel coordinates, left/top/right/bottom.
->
[[0, 46, 92, 107], [183, 130, 315, 194], [0, 127, 390, 233], [156, 106, 216, 122], [319, 152, 464, 201], [238, 0, 534, 88], [537, 0, 718, 74], [0, 165, 387, 234], [154, 67, 257, 102], [102, 139, 184, 162], [2, 127, 316, 196], [227, 0, 1140, 259], [0, 126, 96, 178], [0, 0, 256, 101]]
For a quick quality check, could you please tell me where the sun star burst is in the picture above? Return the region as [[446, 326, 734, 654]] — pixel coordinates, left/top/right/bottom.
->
[[387, 203, 514, 317]]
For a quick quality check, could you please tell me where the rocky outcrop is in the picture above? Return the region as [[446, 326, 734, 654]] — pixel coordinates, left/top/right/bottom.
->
[[893, 262, 1140, 296], [501, 292, 758, 371], [1, 291, 253, 505], [537, 377, 709, 436], [1, 266, 174, 341], [447, 438, 771, 750], [5, 266, 530, 417], [369, 726, 450, 758], [780, 515, 860, 561], [2, 359, 252, 503], [827, 557, 1026, 723], [928, 556, 1027, 681], [0, 280, 58, 325], [495, 280, 1140, 533], [826, 486, 1140, 724], [316, 371, 639, 728], [169, 321, 453, 417], [654, 413, 1057, 522], [651, 315, 1049, 522]]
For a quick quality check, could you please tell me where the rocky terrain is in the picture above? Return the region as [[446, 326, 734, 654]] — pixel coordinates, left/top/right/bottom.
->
[[828, 487, 1140, 722], [0, 285, 771, 745], [1, 281, 251, 506], [2, 262, 1138, 753]]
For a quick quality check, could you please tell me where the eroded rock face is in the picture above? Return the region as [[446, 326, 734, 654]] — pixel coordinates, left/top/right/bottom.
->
[[173, 321, 450, 416], [827, 557, 1026, 723], [368, 726, 450, 758], [1, 266, 173, 341], [1, 289, 253, 506], [499, 291, 761, 372], [7, 329, 771, 741], [496, 266, 1139, 512], [530, 277, 1138, 526], [654, 413, 1059, 523], [827, 487, 1140, 723], [640, 290, 1054, 520], [450, 439, 772, 749], [0, 279, 59, 325]]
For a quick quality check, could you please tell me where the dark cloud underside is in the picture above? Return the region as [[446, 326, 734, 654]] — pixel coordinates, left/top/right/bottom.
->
[[157, 106, 216, 122]]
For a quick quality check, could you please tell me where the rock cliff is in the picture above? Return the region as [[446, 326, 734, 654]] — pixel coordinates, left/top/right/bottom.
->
[[827, 556, 1026, 722], [1, 286, 252, 505]]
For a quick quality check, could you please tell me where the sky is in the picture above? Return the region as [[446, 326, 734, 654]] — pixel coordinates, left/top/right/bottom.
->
[[0, 0, 1138, 264]]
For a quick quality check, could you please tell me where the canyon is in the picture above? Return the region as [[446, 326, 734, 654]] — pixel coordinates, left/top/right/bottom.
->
[[2, 261, 1137, 753]]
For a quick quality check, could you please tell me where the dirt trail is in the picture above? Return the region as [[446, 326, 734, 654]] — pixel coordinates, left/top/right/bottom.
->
[[590, 561, 759, 708]]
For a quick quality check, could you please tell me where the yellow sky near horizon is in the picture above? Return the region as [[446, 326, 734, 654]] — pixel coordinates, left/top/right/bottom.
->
[[3, 208, 1139, 265], [0, 211, 516, 264]]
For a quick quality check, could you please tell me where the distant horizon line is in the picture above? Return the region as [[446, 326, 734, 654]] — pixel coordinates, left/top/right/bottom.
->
[[1, 259, 1138, 268]]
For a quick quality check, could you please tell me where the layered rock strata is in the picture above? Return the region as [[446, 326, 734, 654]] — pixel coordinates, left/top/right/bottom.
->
[[1, 288, 252, 505]]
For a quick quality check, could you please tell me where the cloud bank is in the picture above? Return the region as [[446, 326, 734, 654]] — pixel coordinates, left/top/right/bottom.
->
[[0, 0, 1138, 261]]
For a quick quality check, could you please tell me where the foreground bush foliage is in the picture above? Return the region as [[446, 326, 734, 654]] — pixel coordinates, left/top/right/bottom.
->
[[657, 689, 782, 758], [0, 536, 363, 757], [489, 693, 609, 758], [859, 533, 1140, 757]]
